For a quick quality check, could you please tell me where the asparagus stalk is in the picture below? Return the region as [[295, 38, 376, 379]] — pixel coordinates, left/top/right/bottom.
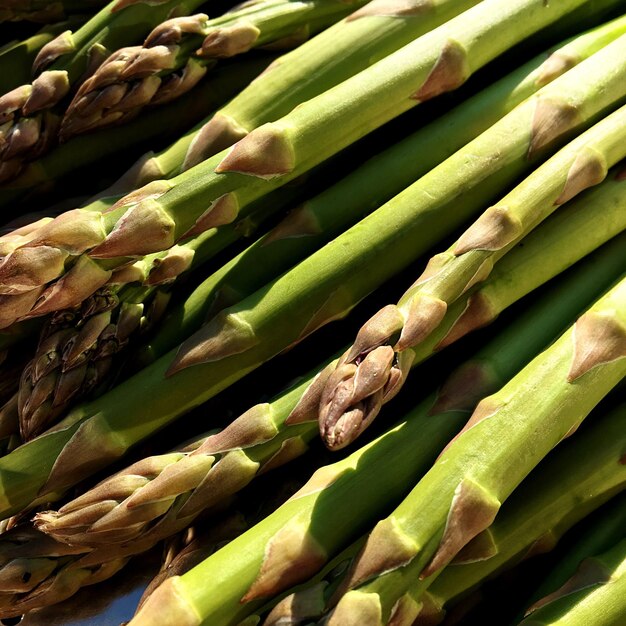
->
[[521, 493, 626, 619], [139, 17, 626, 364], [0, 54, 275, 206], [0, 0, 207, 180], [322, 275, 626, 626], [518, 540, 626, 626], [1, 37, 625, 520], [60, 0, 376, 139], [0, 0, 106, 24], [14, 227, 235, 441], [317, 100, 626, 450], [0, 0, 597, 323], [410, 402, 626, 625], [126, 266, 626, 626]]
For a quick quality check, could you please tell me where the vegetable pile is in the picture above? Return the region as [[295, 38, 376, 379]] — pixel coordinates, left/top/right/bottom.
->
[[0, 0, 625, 623]]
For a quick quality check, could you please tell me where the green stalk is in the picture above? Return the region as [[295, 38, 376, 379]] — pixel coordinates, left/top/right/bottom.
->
[[125, 265, 626, 626], [0, 55, 275, 206], [0, 0, 599, 322], [1, 38, 625, 519], [323, 276, 626, 626], [518, 540, 626, 626], [0, 449, 301, 619], [60, 0, 377, 138], [411, 404, 626, 625], [317, 100, 626, 450], [140, 17, 626, 363], [0, 0, 207, 179], [520, 493, 626, 620]]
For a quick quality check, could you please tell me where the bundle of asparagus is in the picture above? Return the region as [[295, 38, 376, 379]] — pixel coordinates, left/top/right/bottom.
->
[[0, 1, 624, 623], [11, 15, 626, 443], [128, 273, 626, 625]]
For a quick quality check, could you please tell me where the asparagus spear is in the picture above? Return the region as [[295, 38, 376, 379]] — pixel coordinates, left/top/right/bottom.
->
[[0, 437, 314, 617], [1, 35, 625, 521], [14, 228, 238, 442], [60, 0, 376, 139], [322, 275, 626, 626], [126, 269, 626, 626], [518, 540, 626, 626], [0, 0, 597, 323], [0, 434, 321, 619], [0, 0, 207, 180], [0, 0, 106, 24], [410, 403, 626, 625], [520, 493, 626, 619], [317, 100, 626, 450]]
